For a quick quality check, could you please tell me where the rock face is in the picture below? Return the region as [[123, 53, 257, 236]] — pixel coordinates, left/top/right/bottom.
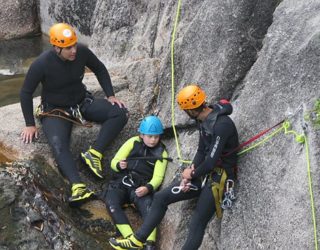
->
[[0, 0, 40, 40], [1, 0, 320, 249]]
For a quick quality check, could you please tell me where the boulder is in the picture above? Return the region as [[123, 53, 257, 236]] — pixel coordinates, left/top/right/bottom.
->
[[0, 0, 40, 40]]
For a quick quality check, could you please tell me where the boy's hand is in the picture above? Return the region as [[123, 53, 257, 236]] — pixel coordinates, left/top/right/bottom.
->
[[119, 160, 128, 169], [135, 186, 148, 197]]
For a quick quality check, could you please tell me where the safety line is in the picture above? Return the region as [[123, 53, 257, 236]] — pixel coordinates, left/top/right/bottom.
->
[[305, 135, 318, 250], [238, 120, 318, 250], [237, 125, 285, 156], [170, 0, 191, 164]]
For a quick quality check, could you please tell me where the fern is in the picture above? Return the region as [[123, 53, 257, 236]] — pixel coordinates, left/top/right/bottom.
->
[[304, 99, 320, 129]]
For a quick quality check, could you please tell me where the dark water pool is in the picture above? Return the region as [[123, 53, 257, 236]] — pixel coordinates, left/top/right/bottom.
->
[[0, 35, 50, 107]]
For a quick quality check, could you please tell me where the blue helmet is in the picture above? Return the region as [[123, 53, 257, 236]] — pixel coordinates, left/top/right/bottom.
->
[[138, 116, 164, 135]]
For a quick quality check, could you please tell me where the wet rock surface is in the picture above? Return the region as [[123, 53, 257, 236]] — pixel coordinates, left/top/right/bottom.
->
[[0, 158, 114, 249]]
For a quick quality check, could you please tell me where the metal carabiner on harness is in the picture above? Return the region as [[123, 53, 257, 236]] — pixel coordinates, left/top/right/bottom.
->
[[221, 179, 236, 210], [122, 175, 135, 187], [171, 182, 199, 194], [70, 105, 86, 124]]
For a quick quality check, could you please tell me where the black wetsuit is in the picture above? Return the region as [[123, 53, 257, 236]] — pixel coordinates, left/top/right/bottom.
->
[[20, 44, 128, 183], [134, 101, 239, 250]]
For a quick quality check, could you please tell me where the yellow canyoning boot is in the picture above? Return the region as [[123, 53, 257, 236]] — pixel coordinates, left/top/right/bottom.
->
[[68, 183, 95, 205], [81, 147, 104, 178], [109, 234, 144, 250]]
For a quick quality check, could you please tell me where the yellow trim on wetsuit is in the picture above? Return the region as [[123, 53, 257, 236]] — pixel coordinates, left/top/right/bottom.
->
[[110, 136, 168, 191]]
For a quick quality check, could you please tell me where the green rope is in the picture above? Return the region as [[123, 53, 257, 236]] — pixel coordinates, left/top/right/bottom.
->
[[238, 120, 318, 249], [304, 135, 318, 250], [170, 0, 191, 164], [238, 125, 285, 156], [283, 122, 318, 250]]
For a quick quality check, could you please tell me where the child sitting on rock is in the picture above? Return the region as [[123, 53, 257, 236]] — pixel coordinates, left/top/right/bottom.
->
[[104, 115, 169, 250]]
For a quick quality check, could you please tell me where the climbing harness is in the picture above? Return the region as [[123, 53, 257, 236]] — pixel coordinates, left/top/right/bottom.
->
[[210, 167, 228, 219], [171, 182, 199, 194], [35, 103, 92, 127]]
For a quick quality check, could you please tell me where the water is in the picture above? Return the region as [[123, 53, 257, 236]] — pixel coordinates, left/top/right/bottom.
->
[[0, 35, 50, 107]]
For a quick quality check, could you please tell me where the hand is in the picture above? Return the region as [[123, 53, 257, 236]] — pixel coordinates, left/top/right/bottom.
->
[[180, 178, 191, 192], [119, 160, 128, 170], [20, 126, 39, 144], [106, 96, 126, 108], [182, 165, 195, 180], [135, 186, 148, 197]]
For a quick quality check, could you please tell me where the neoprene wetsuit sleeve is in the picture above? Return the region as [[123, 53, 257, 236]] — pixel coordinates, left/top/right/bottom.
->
[[146, 149, 168, 193], [191, 121, 232, 179], [20, 59, 44, 126], [84, 46, 115, 97], [192, 135, 206, 167], [111, 136, 139, 172]]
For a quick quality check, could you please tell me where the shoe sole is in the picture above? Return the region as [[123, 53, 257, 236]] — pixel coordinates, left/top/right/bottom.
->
[[109, 241, 126, 250], [109, 239, 142, 250], [80, 153, 104, 179], [68, 192, 95, 207]]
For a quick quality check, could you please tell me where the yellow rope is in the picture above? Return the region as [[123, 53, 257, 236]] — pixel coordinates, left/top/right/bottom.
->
[[238, 125, 285, 156], [170, 0, 191, 164], [304, 135, 318, 250], [238, 120, 318, 249]]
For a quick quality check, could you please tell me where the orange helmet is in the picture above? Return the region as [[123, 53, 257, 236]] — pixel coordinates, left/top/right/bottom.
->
[[176, 84, 206, 110], [49, 23, 77, 47]]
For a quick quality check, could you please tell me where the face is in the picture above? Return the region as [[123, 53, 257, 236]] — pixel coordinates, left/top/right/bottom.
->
[[140, 134, 160, 147], [184, 109, 201, 120], [55, 44, 77, 61]]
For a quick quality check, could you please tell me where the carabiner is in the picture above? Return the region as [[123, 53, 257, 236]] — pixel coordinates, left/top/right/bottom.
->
[[122, 175, 135, 187], [171, 183, 199, 194]]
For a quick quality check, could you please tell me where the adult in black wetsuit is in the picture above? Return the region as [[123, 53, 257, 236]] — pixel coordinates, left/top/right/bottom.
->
[[20, 23, 128, 204], [109, 85, 239, 250]]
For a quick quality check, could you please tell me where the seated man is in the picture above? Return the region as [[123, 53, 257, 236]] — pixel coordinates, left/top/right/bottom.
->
[[20, 23, 128, 205]]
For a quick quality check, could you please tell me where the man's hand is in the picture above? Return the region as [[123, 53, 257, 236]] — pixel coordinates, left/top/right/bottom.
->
[[182, 164, 195, 180], [180, 178, 191, 192], [106, 96, 125, 108], [20, 126, 39, 144], [119, 160, 128, 170], [135, 186, 148, 197]]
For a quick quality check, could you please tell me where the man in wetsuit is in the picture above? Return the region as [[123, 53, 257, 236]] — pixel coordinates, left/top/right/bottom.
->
[[20, 23, 128, 204], [109, 84, 239, 250]]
